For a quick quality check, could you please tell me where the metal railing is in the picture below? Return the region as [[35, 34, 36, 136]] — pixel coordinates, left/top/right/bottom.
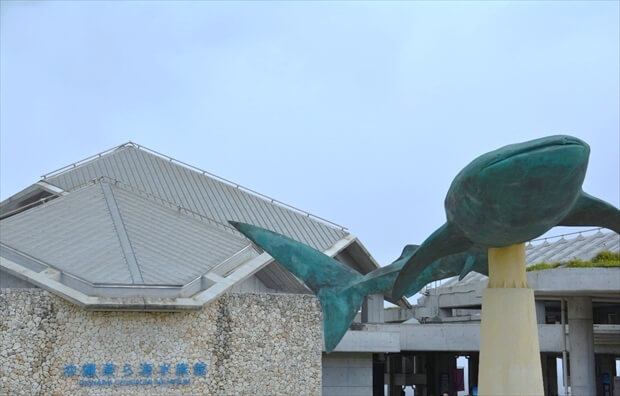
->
[[0, 195, 58, 220], [531, 227, 604, 243], [41, 142, 135, 180], [40, 141, 347, 231]]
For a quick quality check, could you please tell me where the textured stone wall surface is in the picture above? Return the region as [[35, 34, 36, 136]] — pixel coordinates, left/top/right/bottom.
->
[[0, 289, 322, 395]]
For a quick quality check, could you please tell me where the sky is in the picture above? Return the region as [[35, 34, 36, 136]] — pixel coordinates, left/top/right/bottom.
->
[[1, 1, 619, 266]]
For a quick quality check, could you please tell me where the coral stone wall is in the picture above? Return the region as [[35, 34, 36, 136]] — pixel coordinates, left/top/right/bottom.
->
[[0, 289, 322, 395]]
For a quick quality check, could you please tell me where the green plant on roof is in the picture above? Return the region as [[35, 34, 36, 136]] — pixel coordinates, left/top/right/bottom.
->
[[526, 262, 562, 272], [592, 251, 620, 263], [526, 251, 620, 271]]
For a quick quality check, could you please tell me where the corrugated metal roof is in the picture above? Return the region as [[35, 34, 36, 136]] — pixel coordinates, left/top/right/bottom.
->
[[436, 230, 620, 289], [0, 179, 253, 286], [111, 184, 252, 285], [255, 261, 310, 294], [526, 231, 619, 264], [42, 143, 348, 252], [1, 183, 134, 284], [1, 142, 385, 307]]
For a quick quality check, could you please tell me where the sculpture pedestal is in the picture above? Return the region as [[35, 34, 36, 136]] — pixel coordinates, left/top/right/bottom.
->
[[478, 243, 544, 396]]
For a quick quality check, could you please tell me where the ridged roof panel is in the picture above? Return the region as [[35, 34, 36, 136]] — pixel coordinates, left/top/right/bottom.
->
[[437, 230, 619, 289], [525, 231, 619, 265], [111, 185, 251, 285], [0, 181, 253, 286], [44, 145, 347, 251], [0, 184, 133, 284]]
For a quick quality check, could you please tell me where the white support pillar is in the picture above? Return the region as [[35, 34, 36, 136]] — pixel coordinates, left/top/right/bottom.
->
[[567, 296, 596, 396], [478, 243, 544, 396]]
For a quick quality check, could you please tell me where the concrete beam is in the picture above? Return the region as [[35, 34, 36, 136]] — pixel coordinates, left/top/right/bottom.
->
[[529, 268, 620, 298], [331, 323, 568, 353], [426, 268, 620, 310], [384, 307, 415, 323], [334, 326, 400, 353]]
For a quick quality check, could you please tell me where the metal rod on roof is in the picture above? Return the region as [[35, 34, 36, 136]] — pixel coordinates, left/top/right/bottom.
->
[[38, 142, 349, 231], [532, 227, 603, 242], [41, 142, 132, 179], [0, 196, 57, 219], [130, 144, 349, 229]]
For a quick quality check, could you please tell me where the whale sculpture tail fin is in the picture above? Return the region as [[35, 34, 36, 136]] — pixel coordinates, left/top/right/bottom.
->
[[228, 221, 365, 353], [315, 287, 366, 353]]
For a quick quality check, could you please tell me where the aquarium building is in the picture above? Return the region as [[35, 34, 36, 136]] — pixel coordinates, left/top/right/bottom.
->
[[1, 143, 618, 395]]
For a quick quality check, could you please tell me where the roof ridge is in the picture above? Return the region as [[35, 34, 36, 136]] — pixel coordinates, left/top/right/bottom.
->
[[102, 181, 254, 286], [64, 176, 242, 235], [100, 181, 144, 284], [41, 142, 347, 232]]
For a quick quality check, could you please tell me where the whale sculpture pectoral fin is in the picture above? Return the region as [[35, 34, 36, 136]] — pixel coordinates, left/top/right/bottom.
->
[[392, 222, 473, 298], [459, 255, 476, 281], [558, 191, 620, 234], [471, 251, 489, 276]]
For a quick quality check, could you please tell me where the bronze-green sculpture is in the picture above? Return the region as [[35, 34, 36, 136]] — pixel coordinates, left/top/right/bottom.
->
[[229, 221, 488, 352], [392, 135, 620, 298], [229, 134, 620, 353]]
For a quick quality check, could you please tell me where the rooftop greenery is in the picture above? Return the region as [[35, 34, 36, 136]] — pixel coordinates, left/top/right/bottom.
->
[[526, 251, 620, 272]]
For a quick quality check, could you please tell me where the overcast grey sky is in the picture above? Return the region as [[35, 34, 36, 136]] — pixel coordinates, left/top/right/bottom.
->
[[1, 1, 618, 265]]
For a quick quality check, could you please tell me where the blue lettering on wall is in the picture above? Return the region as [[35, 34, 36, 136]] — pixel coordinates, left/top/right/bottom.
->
[[139, 363, 153, 377], [175, 363, 189, 377], [62, 361, 206, 387], [159, 363, 170, 376], [122, 363, 133, 377], [193, 362, 207, 376], [62, 365, 77, 377], [102, 363, 115, 376], [81, 363, 96, 377]]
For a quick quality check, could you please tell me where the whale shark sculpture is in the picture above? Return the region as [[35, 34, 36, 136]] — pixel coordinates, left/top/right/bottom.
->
[[229, 220, 488, 352], [391, 135, 620, 297], [230, 135, 619, 352]]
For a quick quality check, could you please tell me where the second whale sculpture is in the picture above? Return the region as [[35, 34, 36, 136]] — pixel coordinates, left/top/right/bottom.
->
[[229, 220, 488, 353]]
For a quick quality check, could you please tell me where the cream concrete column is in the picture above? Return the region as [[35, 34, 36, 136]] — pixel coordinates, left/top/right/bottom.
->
[[567, 296, 596, 396], [478, 243, 544, 396]]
